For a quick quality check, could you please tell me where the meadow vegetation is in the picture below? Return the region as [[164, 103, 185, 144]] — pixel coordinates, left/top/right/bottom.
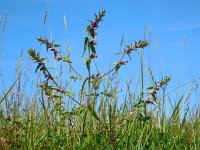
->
[[0, 10, 200, 149]]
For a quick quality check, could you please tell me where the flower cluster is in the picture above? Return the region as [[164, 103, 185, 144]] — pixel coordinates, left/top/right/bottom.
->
[[37, 37, 61, 61], [88, 10, 106, 40], [55, 88, 64, 93], [124, 40, 149, 55], [85, 10, 106, 58], [145, 76, 171, 104]]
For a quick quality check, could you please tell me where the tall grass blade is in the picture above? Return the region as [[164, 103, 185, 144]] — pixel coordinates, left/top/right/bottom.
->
[[0, 77, 19, 104]]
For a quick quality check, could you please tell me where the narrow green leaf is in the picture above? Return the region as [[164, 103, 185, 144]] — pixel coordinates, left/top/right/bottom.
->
[[43, 10, 48, 26], [85, 57, 91, 71], [35, 63, 42, 73], [82, 37, 89, 57], [81, 78, 88, 99], [89, 44, 96, 54], [70, 75, 78, 81], [127, 53, 132, 60], [54, 44, 61, 47], [88, 105, 100, 122], [134, 100, 146, 108], [115, 63, 121, 71], [120, 34, 124, 49], [62, 57, 72, 63], [146, 86, 153, 90], [115, 52, 123, 55]]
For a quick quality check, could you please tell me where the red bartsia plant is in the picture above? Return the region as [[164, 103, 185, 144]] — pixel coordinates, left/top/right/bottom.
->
[[28, 9, 169, 122]]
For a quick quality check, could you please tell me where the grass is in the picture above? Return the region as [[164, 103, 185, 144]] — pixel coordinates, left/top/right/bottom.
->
[[0, 9, 200, 150]]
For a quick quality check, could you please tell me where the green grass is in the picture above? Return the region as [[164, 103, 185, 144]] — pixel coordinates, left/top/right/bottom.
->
[[0, 10, 200, 150]]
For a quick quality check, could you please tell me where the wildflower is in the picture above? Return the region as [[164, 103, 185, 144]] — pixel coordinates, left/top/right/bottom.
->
[[40, 65, 45, 71], [55, 88, 64, 93], [50, 48, 59, 53], [88, 10, 106, 40], [149, 89, 156, 95], [55, 57, 62, 61], [90, 53, 97, 59], [91, 21, 98, 28], [44, 73, 50, 78], [48, 42, 53, 48], [145, 98, 154, 104], [119, 60, 128, 65], [90, 40, 97, 45]]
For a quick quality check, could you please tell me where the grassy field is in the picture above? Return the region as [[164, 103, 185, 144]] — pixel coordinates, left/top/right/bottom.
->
[[0, 10, 200, 150]]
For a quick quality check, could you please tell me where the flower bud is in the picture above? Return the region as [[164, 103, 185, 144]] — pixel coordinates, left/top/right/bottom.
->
[[119, 60, 128, 65], [90, 53, 97, 59]]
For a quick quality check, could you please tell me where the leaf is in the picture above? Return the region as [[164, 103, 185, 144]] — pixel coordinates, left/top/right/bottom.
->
[[89, 43, 96, 54], [120, 34, 124, 49], [54, 44, 61, 47], [115, 63, 121, 71], [84, 58, 91, 71], [127, 53, 132, 60], [115, 52, 123, 55], [35, 63, 42, 73], [62, 57, 72, 63], [88, 105, 100, 122], [81, 78, 89, 99], [43, 10, 48, 26], [70, 75, 78, 81], [64, 91, 76, 96], [103, 91, 113, 97], [82, 37, 89, 57], [53, 51, 57, 57], [52, 95, 63, 99], [134, 100, 146, 108], [146, 86, 154, 90]]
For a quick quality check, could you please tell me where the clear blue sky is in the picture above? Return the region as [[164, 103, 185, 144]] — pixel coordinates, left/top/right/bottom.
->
[[0, 0, 200, 105]]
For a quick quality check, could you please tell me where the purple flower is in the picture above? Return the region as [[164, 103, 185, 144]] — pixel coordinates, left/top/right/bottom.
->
[[40, 65, 45, 71], [50, 48, 59, 53], [145, 98, 154, 104], [119, 60, 128, 65], [55, 88, 64, 93], [44, 73, 50, 78], [55, 57, 62, 61], [90, 53, 97, 59], [91, 40, 97, 45], [149, 89, 156, 95], [91, 21, 98, 28], [48, 42, 53, 48]]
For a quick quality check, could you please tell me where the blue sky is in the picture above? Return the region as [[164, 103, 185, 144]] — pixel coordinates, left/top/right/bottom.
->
[[0, 0, 200, 106]]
